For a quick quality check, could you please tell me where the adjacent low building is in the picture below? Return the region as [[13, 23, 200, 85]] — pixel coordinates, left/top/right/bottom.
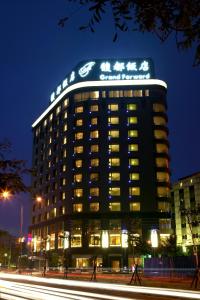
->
[[172, 172, 200, 252], [30, 58, 171, 268]]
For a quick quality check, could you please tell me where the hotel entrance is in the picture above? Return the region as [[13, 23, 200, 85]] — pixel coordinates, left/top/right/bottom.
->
[[110, 257, 121, 272]]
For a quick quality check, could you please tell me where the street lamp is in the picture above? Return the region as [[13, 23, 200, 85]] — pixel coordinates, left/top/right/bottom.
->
[[1, 189, 11, 200], [0, 189, 24, 271]]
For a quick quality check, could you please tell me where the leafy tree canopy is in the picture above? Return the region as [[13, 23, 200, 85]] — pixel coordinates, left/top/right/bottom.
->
[[0, 140, 30, 197], [59, 0, 200, 66]]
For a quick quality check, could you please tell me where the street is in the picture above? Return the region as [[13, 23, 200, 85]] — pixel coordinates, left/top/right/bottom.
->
[[0, 273, 200, 300]]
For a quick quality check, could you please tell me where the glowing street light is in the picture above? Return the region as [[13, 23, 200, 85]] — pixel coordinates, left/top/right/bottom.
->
[[1, 189, 11, 200], [36, 196, 42, 203]]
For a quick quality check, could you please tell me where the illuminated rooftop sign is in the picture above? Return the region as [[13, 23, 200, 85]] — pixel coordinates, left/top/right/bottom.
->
[[50, 58, 154, 103]]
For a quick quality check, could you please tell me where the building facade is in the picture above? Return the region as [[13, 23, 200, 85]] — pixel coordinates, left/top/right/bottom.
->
[[172, 172, 200, 252], [30, 59, 171, 268]]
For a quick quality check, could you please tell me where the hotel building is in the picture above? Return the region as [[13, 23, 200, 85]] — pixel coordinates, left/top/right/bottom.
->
[[30, 59, 171, 268], [172, 172, 200, 252]]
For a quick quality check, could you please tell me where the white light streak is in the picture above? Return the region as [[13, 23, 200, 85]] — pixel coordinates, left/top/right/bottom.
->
[[32, 79, 167, 128], [0, 273, 199, 299]]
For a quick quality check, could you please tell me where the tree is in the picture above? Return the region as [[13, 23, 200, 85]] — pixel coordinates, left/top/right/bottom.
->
[[159, 235, 183, 257], [58, 0, 200, 66], [0, 140, 30, 197]]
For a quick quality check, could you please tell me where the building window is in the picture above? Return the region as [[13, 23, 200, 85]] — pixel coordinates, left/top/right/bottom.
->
[[75, 159, 82, 168], [74, 174, 82, 183], [129, 158, 139, 166], [43, 119, 47, 127], [156, 144, 168, 154], [109, 202, 121, 211], [109, 187, 120, 196], [71, 235, 82, 247], [74, 91, 99, 101], [75, 106, 84, 113], [76, 119, 83, 126], [154, 130, 167, 139], [156, 158, 168, 168], [90, 187, 99, 197], [157, 187, 170, 197], [129, 173, 140, 180], [90, 173, 99, 181], [74, 146, 83, 154], [130, 202, 140, 211], [109, 144, 119, 152], [109, 90, 123, 98], [153, 116, 167, 126], [90, 91, 99, 99], [91, 117, 98, 125], [74, 93, 82, 102], [159, 219, 171, 232], [62, 192, 66, 200], [158, 202, 170, 212], [63, 98, 69, 107], [128, 144, 138, 152], [90, 130, 99, 138], [109, 172, 120, 181], [108, 104, 119, 111], [108, 117, 119, 125], [49, 113, 53, 121], [90, 144, 99, 152], [90, 158, 99, 167], [75, 132, 83, 140], [90, 202, 99, 212], [63, 124, 67, 131], [63, 150, 67, 158], [73, 203, 83, 212], [153, 103, 166, 113], [128, 130, 138, 138], [89, 234, 101, 247], [124, 90, 133, 97], [133, 90, 142, 97], [109, 158, 120, 166], [102, 91, 106, 98], [108, 130, 119, 138], [127, 103, 137, 111], [90, 105, 98, 112], [156, 172, 169, 182], [109, 234, 121, 246], [128, 117, 138, 124], [129, 187, 140, 196], [56, 106, 61, 115], [63, 137, 67, 144], [74, 189, 83, 197], [63, 111, 68, 119]]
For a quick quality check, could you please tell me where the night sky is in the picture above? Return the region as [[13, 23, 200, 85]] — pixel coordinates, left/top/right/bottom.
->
[[0, 0, 200, 236]]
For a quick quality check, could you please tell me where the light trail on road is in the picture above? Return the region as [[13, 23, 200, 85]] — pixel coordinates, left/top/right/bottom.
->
[[0, 279, 136, 300], [0, 273, 199, 299]]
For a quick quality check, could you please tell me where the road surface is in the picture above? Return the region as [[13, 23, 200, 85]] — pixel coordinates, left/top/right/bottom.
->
[[0, 273, 199, 300]]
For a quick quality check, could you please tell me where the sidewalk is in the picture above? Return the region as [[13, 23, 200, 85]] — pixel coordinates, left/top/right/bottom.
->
[[34, 270, 199, 291]]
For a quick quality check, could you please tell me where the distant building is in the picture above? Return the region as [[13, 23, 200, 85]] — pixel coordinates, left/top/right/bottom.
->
[[30, 58, 171, 268], [172, 172, 200, 251]]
